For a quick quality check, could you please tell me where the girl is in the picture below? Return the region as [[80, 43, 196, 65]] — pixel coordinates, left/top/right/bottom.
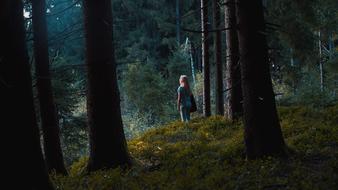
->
[[177, 75, 192, 122]]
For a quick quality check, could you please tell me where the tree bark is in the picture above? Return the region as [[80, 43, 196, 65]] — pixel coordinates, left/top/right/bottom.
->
[[318, 30, 324, 92], [225, 0, 243, 120], [328, 33, 334, 60], [236, 0, 286, 159], [83, 0, 131, 171], [31, 0, 67, 175], [187, 38, 196, 84], [0, 1, 54, 189], [213, 0, 224, 115], [201, 0, 211, 116], [176, 0, 181, 44]]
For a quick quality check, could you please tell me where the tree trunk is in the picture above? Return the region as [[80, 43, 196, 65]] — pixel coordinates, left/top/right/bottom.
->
[[196, 47, 202, 72], [213, 0, 224, 115], [187, 38, 196, 84], [236, 0, 286, 159], [31, 0, 67, 175], [83, 0, 131, 171], [328, 33, 333, 60], [0, 1, 54, 189], [176, 0, 181, 44], [201, 0, 211, 116], [318, 30, 324, 92], [225, 0, 243, 120]]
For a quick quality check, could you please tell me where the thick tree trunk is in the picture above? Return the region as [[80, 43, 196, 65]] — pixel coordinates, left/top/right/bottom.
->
[[0, 1, 54, 189], [213, 0, 224, 115], [83, 0, 131, 171], [201, 0, 211, 116], [31, 0, 67, 175], [236, 0, 286, 159], [225, 0, 243, 120]]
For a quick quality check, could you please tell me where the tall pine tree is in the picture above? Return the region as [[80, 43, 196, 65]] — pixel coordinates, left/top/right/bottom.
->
[[213, 0, 224, 115], [236, 0, 286, 158], [201, 0, 211, 116], [225, 0, 243, 120], [83, 0, 131, 171], [0, 0, 55, 189], [31, 0, 67, 174]]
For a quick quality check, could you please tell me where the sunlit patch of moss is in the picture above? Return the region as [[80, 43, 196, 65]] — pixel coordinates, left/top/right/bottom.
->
[[68, 156, 88, 176], [53, 105, 338, 190]]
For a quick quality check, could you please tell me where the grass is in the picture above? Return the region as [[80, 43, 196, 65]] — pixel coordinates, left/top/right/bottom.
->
[[52, 105, 338, 190]]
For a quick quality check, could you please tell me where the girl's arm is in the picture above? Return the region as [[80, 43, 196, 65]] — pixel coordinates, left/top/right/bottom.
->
[[177, 92, 181, 111]]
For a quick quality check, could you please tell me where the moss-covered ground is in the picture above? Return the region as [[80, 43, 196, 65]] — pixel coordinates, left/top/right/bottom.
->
[[52, 105, 338, 190]]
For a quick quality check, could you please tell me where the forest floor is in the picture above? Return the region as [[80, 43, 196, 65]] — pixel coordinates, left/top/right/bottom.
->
[[53, 105, 338, 190]]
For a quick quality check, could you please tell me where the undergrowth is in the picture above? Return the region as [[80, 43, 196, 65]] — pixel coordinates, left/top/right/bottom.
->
[[52, 105, 338, 190]]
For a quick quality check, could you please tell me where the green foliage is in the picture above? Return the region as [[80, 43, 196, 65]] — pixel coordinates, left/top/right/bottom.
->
[[51, 56, 83, 116], [50, 55, 88, 166], [276, 63, 337, 107], [60, 114, 88, 166], [122, 46, 197, 136], [123, 62, 167, 115], [166, 48, 192, 92], [68, 156, 89, 176], [267, 0, 338, 105], [53, 106, 338, 189], [121, 62, 175, 135], [191, 72, 204, 113]]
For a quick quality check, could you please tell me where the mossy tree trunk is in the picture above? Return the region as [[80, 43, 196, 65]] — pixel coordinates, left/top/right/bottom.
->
[[31, 0, 67, 175], [225, 0, 243, 120], [0, 1, 54, 189], [201, 0, 211, 117], [83, 0, 131, 171], [236, 0, 286, 158]]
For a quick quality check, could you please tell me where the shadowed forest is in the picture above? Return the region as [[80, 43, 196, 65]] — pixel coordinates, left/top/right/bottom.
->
[[0, 0, 337, 189]]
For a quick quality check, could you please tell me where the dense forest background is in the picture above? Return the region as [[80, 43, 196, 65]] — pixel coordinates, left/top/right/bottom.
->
[[22, 0, 337, 165], [1, 0, 337, 189]]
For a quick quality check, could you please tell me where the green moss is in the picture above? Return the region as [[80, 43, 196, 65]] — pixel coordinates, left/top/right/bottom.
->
[[68, 156, 88, 176], [53, 106, 338, 190]]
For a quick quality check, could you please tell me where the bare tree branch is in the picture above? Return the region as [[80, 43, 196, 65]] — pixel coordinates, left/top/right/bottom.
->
[[182, 26, 234, 33]]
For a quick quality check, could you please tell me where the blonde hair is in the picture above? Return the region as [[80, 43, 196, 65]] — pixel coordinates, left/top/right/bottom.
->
[[179, 75, 191, 94]]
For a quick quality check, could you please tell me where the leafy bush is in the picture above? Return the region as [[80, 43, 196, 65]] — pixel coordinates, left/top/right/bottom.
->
[[121, 62, 172, 134]]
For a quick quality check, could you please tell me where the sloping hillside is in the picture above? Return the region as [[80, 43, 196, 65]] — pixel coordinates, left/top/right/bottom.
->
[[53, 105, 338, 190]]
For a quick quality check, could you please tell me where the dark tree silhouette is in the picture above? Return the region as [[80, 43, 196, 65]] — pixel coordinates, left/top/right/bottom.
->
[[225, 0, 243, 120], [213, 0, 224, 115], [236, 0, 286, 158], [176, 0, 181, 44], [0, 0, 54, 189], [31, 0, 67, 175], [201, 0, 211, 117], [83, 0, 131, 171]]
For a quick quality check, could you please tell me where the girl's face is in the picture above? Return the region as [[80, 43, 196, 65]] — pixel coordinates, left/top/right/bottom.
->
[[179, 78, 185, 85]]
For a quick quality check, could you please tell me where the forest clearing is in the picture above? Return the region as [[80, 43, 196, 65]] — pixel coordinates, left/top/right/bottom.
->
[[53, 106, 338, 189]]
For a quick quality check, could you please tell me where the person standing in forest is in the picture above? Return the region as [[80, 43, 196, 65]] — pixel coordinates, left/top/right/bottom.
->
[[177, 75, 192, 122]]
